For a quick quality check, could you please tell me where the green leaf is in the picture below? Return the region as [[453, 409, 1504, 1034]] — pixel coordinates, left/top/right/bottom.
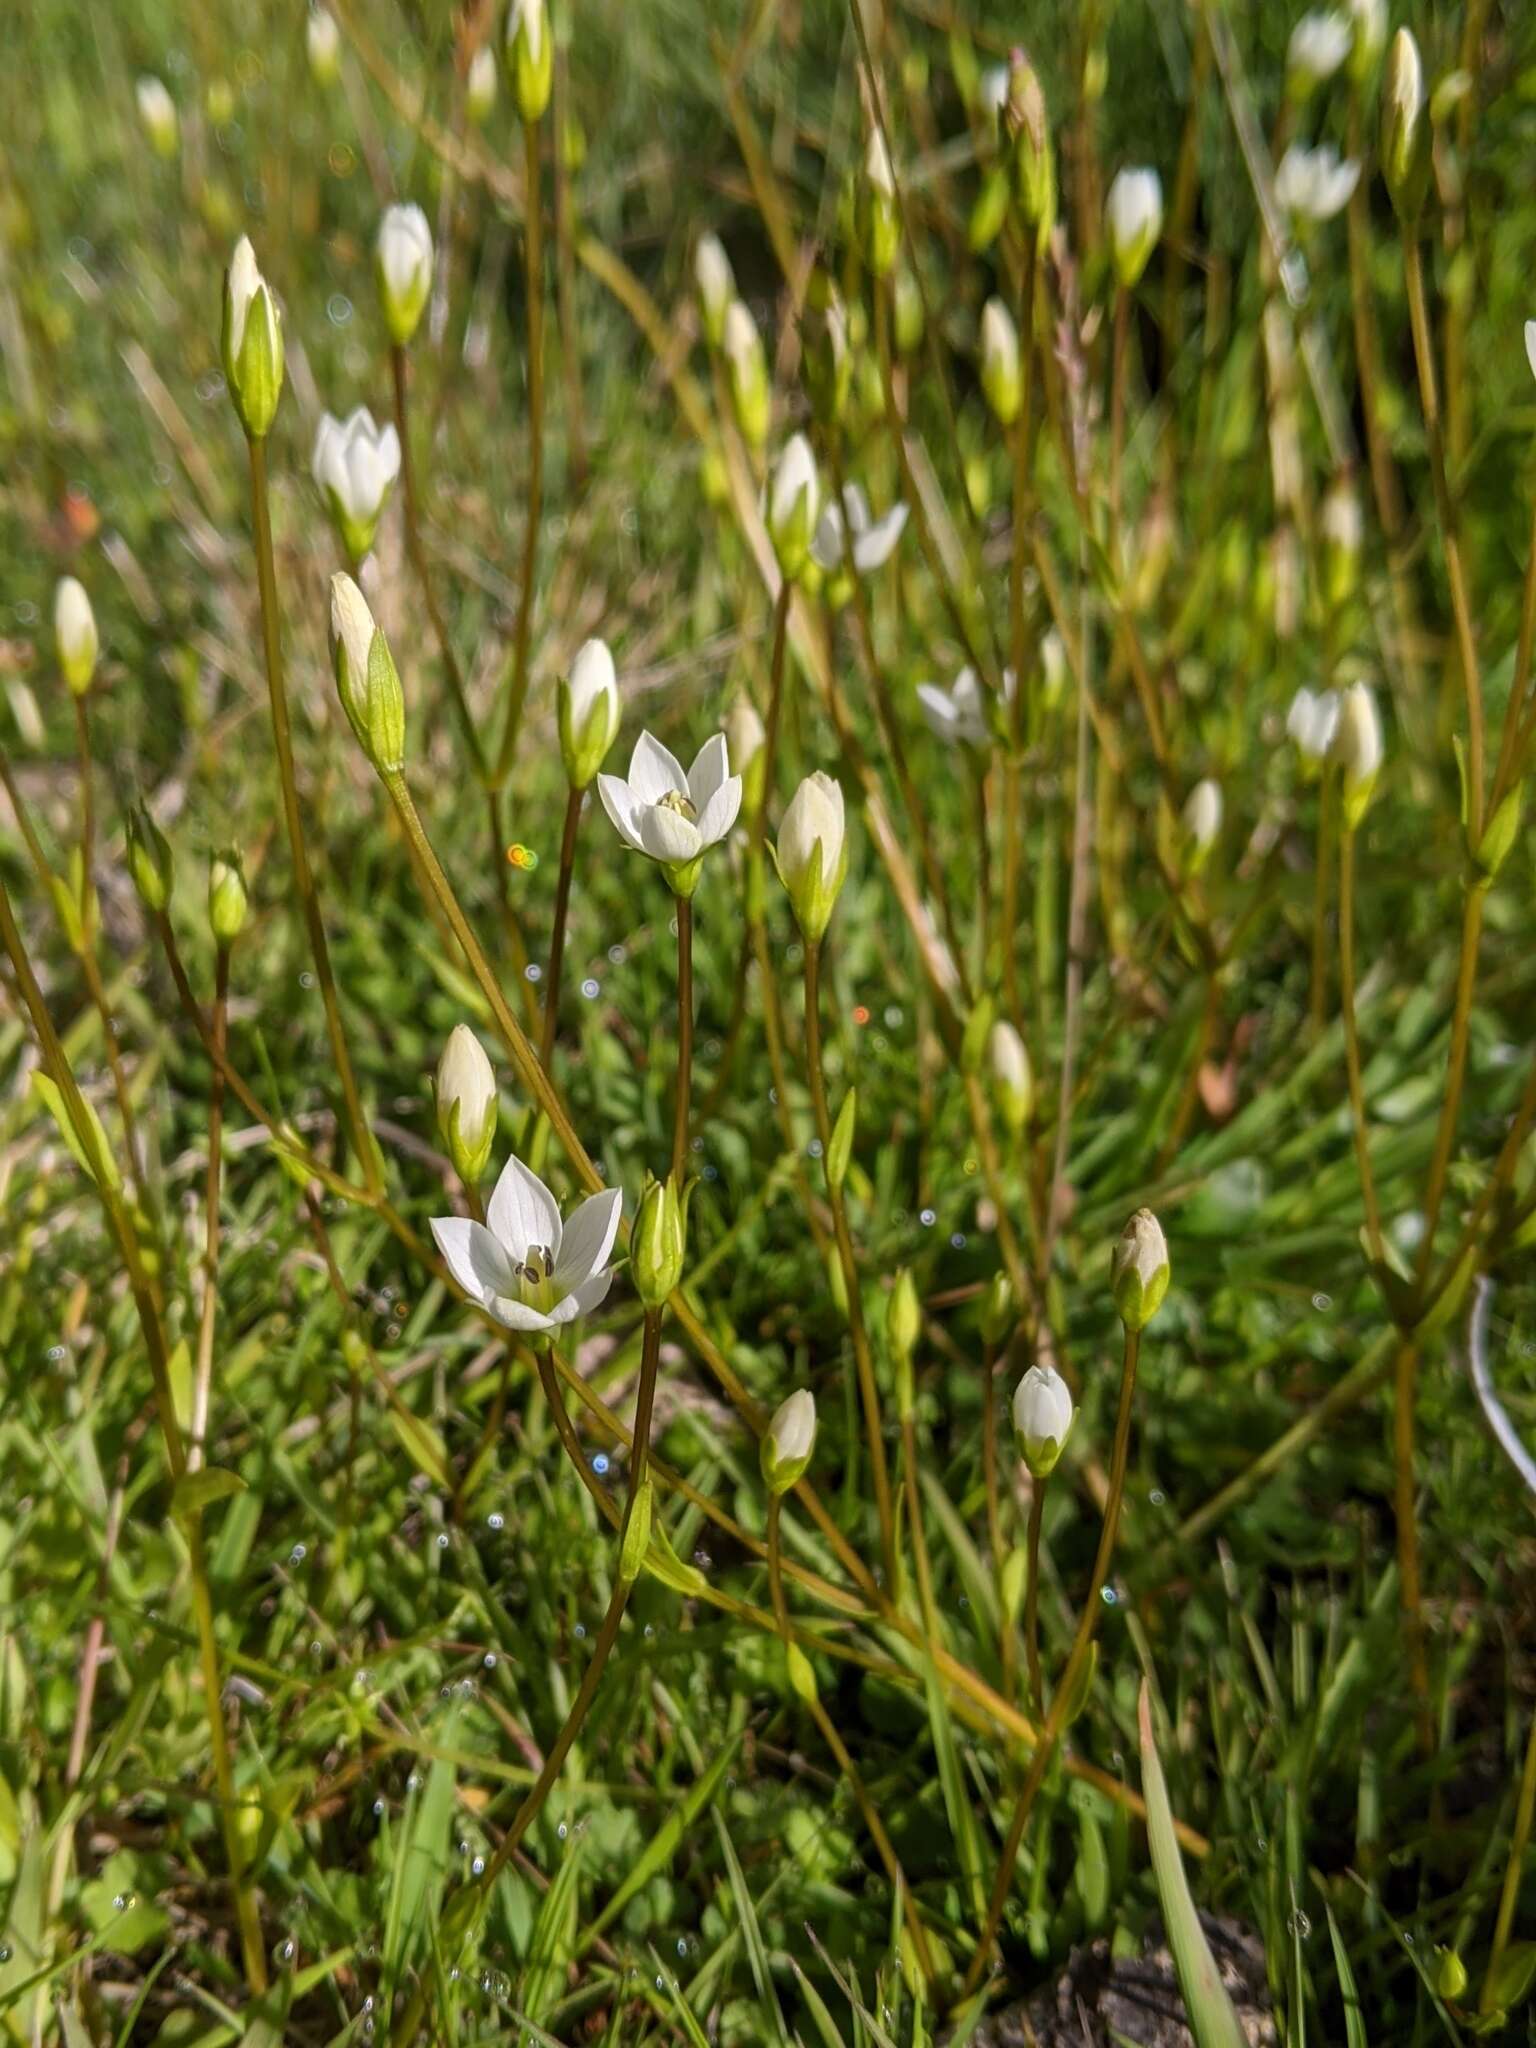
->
[[30, 1071, 120, 1192], [643, 1513, 708, 1597], [619, 1477, 653, 1583], [170, 1466, 248, 1527], [1488, 1941, 1536, 2012], [1325, 1906, 1368, 2048], [387, 1406, 452, 1491], [1137, 1683, 1248, 2048], [581, 1736, 738, 1947], [827, 1086, 857, 1192]]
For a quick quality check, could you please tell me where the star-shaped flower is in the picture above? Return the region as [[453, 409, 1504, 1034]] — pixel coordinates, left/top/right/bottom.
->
[[431, 1155, 622, 1334], [597, 731, 742, 895]]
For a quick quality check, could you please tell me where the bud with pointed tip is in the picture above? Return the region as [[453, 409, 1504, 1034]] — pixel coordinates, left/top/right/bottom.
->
[[54, 577, 98, 696], [633, 1174, 685, 1307], [767, 435, 820, 581], [126, 803, 174, 914], [1105, 168, 1163, 289], [762, 1388, 817, 1495], [988, 1019, 1033, 1134], [723, 301, 770, 452], [860, 129, 900, 277], [558, 637, 620, 790], [329, 573, 405, 774], [208, 848, 249, 943], [1381, 29, 1429, 220], [980, 1272, 1014, 1347], [466, 45, 498, 124], [306, 8, 341, 85], [1113, 1207, 1170, 1330], [980, 298, 1021, 426], [1181, 778, 1222, 870], [695, 232, 734, 350], [222, 237, 284, 441], [887, 1267, 921, 1366], [1013, 1364, 1074, 1478], [1003, 49, 1055, 238], [506, 0, 552, 122], [435, 1024, 497, 1185], [774, 772, 848, 943], [1347, 0, 1387, 82], [136, 76, 179, 156], [375, 204, 433, 347], [1333, 680, 1383, 828], [1433, 1948, 1467, 2001], [802, 274, 851, 428]]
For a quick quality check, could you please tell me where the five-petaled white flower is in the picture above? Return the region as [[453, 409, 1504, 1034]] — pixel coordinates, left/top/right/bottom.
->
[[312, 407, 402, 560], [916, 666, 1014, 748], [598, 731, 742, 888], [811, 484, 909, 577], [1275, 143, 1360, 221], [432, 1155, 621, 1334]]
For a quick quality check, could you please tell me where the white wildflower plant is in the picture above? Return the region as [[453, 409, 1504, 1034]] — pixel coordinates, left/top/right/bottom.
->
[[598, 731, 743, 897], [312, 407, 402, 563], [431, 1156, 622, 1336]]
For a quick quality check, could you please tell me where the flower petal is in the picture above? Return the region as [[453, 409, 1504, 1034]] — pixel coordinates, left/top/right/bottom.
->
[[695, 775, 742, 847], [627, 731, 689, 805], [852, 503, 907, 573], [597, 774, 645, 851], [486, 1154, 563, 1263], [811, 502, 845, 572], [431, 1216, 516, 1305], [842, 482, 871, 535], [687, 732, 730, 812], [552, 1268, 617, 1321], [916, 684, 958, 739], [553, 1186, 622, 1288], [638, 803, 703, 864], [485, 1298, 556, 1332]]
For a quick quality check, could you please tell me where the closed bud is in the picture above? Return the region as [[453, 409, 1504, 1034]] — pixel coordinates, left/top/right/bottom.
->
[[980, 298, 1021, 426], [961, 992, 995, 1075], [980, 1272, 1014, 1347], [435, 1024, 497, 1186], [767, 434, 820, 581], [1347, 0, 1387, 83], [1105, 168, 1163, 289], [859, 130, 900, 277], [559, 637, 620, 789], [465, 46, 498, 125], [506, 0, 553, 123], [54, 577, 98, 696], [221, 237, 285, 441], [1333, 680, 1383, 829], [208, 848, 249, 943], [136, 75, 179, 156], [761, 1387, 817, 1495], [306, 7, 341, 85], [773, 771, 847, 942], [329, 572, 405, 774], [126, 803, 174, 913], [1013, 1363, 1074, 1478], [887, 1267, 921, 1365], [802, 275, 851, 427], [1287, 10, 1352, 96], [723, 301, 770, 451], [312, 407, 402, 563], [375, 204, 434, 348], [1433, 1947, 1467, 2001], [694, 232, 735, 350], [1321, 475, 1363, 607], [1112, 1207, 1170, 1330], [988, 1019, 1033, 1134], [725, 699, 766, 815], [827, 1088, 856, 1192], [633, 1174, 685, 1307], [969, 164, 1012, 253], [892, 266, 924, 355], [1181, 777, 1222, 870], [1381, 29, 1429, 220], [1003, 50, 1054, 237]]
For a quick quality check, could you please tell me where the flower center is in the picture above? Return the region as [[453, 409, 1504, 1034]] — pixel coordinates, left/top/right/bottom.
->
[[514, 1243, 558, 1312], [657, 788, 697, 821]]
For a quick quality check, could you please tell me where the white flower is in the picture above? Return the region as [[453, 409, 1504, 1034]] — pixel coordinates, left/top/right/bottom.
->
[[1013, 1365, 1074, 1478], [507, 0, 545, 61], [917, 666, 1013, 748], [775, 772, 848, 941], [1275, 143, 1360, 221], [1183, 778, 1223, 864], [979, 65, 1010, 115], [376, 204, 434, 346], [1105, 168, 1163, 288], [1288, 10, 1352, 87], [1287, 686, 1341, 760], [136, 76, 177, 154], [54, 577, 98, 696], [306, 8, 341, 83], [466, 46, 498, 123], [431, 1156, 621, 1333], [312, 407, 402, 560], [1347, 0, 1387, 74], [598, 730, 742, 882], [767, 434, 820, 579], [811, 485, 908, 578], [695, 232, 734, 345]]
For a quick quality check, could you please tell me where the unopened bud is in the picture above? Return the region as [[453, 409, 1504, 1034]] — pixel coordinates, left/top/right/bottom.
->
[[802, 274, 851, 427], [1321, 475, 1363, 607], [1333, 680, 1383, 829], [1181, 778, 1222, 870], [988, 1020, 1033, 1134], [306, 8, 341, 86], [329, 572, 405, 775], [505, 0, 553, 123], [465, 46, 498, 125], [767, 434, 820, 582], [136, 76, 179, 157], [723, 301, 770, 452], [559, 638, 620, 790], [774, 772, 848, 942], [208, 848, 249, 943], [887, 1267, 921, 1364], [1105, 168, 1163, 290], [980, 298, 1021, 426], [375, 204, 434, 348], [1013, 1364, 1074, 1478], [633, 1175, 685, 1307], [892, 266, 924, 355], [435, 1025, 497, 1186], [221, 237, 285, 441], [1112, 1207, 1170, 1330], [860, 130, 900, 277], [695, 233, 735, 350], [980, 1272, 1014, 1347], [54, 577, 98, 696], [1381, 29, 1429, 220], [126, 803, 174, 914], [761, 1387, 817, 1495], [1003, 50, 1054, 237]]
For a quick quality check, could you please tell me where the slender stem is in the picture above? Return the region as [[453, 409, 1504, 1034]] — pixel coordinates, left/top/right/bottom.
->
[[390, 342, 486, 776], [803, 939, 897, 1588], [550, 44, 588, 490], [1109, 285, 1129, 558], [1490, 499, 1536, 810], [980, 1338, 1008, 1691], [246, 436, 379, 1191], [767, 1494, 936, 1987], [494, 118, 546, 784], [1337, 826, 1386, 1271], [1002, 241, 1037, 1029], [962, 1324, 1142, 1997], [1412, 886, 1485, 1293], [1023, 1482, 1046, 1719], [1309, 768, 1335, 1037], [1391, 1339, 1433, 1756], [188, 944, 230, 1469], [1401, 230, 1485, 840], [1481, 1706, 1536, 2013], [1044, 563, 1094, 1267], [71, 694, 96, 879], [541, 786, 583, 1064], [76, 942, 145, 1200], [672, 895, 693, 1188]]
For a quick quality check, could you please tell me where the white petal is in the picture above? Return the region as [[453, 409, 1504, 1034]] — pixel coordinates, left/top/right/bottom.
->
[[486, 1155, 563, 1263], [695, 776, 742, 847], [553, 1187, 622, 1288], [811, 502, 846, 572], [852, 503, 907, 572], [687, 732, 730, 811], [841, 482, 872, 535], [597, 774, 645, 851], [638, 803, 704, 863], [627, 731, 689, 805], [1526, 320, 1536, 385], [486, 1298, 556, 1332], [430, 1216, 515, 1304], [917, 684, 959, 740], [555, 1268, 617, 1321]]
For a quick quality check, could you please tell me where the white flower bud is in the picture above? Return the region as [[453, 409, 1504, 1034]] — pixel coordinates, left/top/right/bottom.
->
[[1182, 777, 1222, 867], [1105, 168, 1163, 289], [208, 849, 249, 943], [1382, 29, 1428, 218], [1287, 10, 1352, 92], [54, 577, 98, 697], [136, 76, 178, 156], [1013, 1365, 1074, 1479], [1113, 1207, 1170, 1330], [988, 1019, 1034, 1134], [559, 637, 620, 789], [312, 407, 402, 562], [767, 434, 820, 581], [221, 237, 285, 440], [762, 1388, 818, 1495], [723, 300, 770, 450], [1526, 320, 1536, 388], [375, 204, 434, 348], [1287, 686, 1341, 765], [860, 130, 900, 276], [329, 572, 405, 774], [466, 45, 498, 124], [1041, 628, 1068, 708], [436, 1024, 497, 1185], [506, 0, 552, 123], [979, 298, 1021, 426], [1347, 0, 1387, 79], [695, 232, 735, 349], [725, 698, 765, 774], [775, 772, 847, 943], [1333, 680, 1383, 827], [306, 7, 341, 85]]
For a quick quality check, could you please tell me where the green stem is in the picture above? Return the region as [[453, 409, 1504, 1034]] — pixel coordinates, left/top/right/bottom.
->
[[494, 118, 546, 785], [1023, 1481, 1046, 1720], [541, 785, 583, 1065], [1481, 1706, 1536, 2013], [1411, 885, 1485, 1296], [1309, 768, 1335, 1037], [246, 435, 380, 1192], [673, 895, 693, 1188], [1391, 1338, 1433, 1756], [980, 1339, 1011, 1699], [188, 944, 230, 1469], [1337, 825, 1386, 1272]]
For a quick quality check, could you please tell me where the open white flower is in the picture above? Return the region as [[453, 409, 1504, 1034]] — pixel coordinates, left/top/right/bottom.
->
[[598, 731, 742, 891], [1287, 685, 1340, 760], [811, 484, 908, 577], [1275, 143, 1360, 221], [312, 407, 402, 560], [917, 666, 1013, 748], [1288, 9, 1352, 89], [376, 203, 434, 346], [431, 1155, 621, 1333]]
